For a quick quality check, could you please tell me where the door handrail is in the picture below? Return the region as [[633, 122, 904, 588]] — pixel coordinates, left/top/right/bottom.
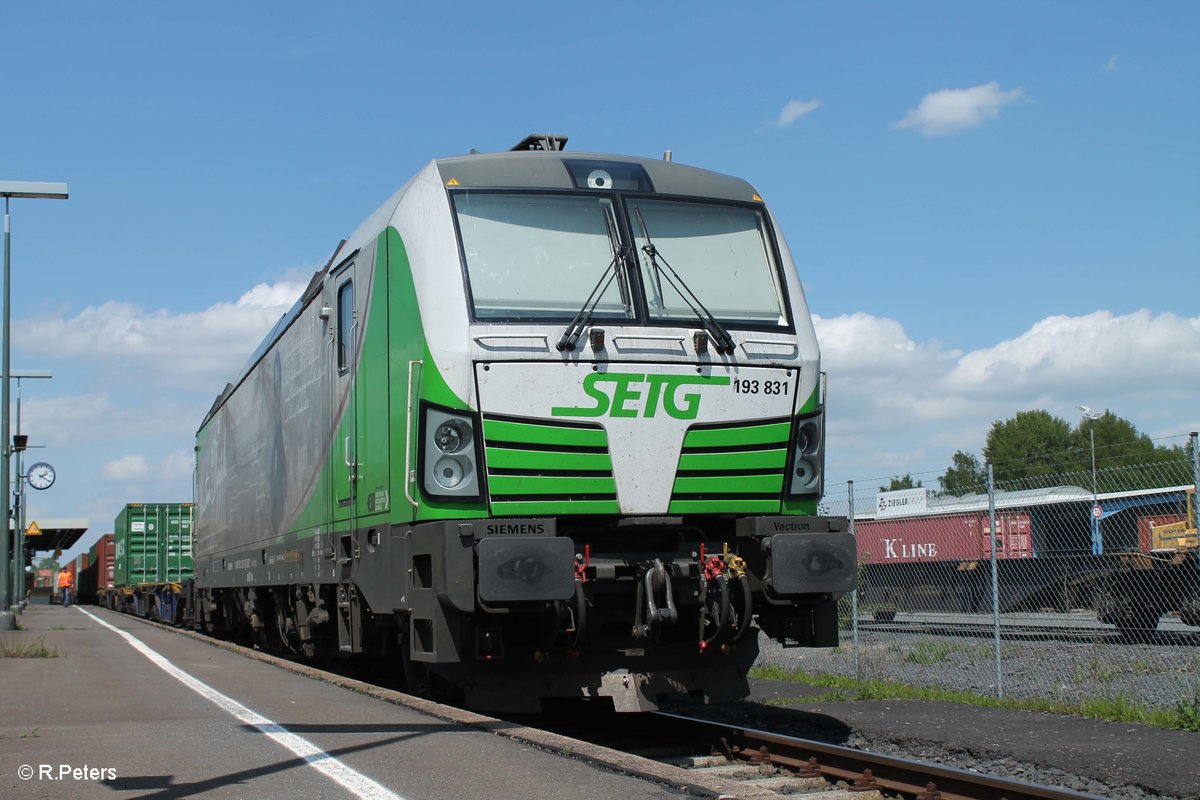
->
[[404, 360, 423, 509]]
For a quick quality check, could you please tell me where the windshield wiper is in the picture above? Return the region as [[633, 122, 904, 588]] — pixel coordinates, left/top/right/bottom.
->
[[634, 208, 736, 355], [557, 210, 630, 352]]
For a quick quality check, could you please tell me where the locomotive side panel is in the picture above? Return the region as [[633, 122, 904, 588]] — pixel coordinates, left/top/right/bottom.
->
[[195, 242, 381, 572]]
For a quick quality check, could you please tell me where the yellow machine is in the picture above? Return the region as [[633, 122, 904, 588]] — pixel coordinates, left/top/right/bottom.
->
[[1148, 487, 1198, 552]]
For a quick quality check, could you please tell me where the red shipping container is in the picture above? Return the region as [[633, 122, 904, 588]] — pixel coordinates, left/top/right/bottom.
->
[[857, 512, 1032, 564], [95, 534, 116, 589]]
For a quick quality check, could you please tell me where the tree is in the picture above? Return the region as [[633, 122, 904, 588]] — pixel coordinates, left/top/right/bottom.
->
[[880, 474, 922, 492], [1074, 410, 1192, 491], [983, 410, 1075, 485], [939, 450, 986, 496], [942, 408, 1192, 492]]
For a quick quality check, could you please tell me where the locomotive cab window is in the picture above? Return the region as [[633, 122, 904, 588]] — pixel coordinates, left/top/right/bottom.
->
[[337, 280, 354, 374], [626, 198, 789, 328], [453, 193, 634, 321]]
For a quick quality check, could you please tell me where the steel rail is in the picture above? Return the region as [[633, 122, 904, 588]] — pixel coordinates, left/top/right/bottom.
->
[[651, 710, 1107, 800]]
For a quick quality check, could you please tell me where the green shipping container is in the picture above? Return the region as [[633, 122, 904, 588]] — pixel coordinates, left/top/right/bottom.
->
[[113, 503, 195, 587]]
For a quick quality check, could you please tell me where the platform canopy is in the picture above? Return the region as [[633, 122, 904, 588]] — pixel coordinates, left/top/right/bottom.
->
[[16, 518, 89, 554]]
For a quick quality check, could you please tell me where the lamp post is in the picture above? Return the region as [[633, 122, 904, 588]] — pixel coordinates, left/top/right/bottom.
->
[[10, 370, 51, 609], [1079, 405, 1103, 556], [1, 182, 68, 629]]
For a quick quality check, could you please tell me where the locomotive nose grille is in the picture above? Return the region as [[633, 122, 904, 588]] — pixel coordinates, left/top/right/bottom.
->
[[668, 418, 791, 514], [481, 416, 620, 515]]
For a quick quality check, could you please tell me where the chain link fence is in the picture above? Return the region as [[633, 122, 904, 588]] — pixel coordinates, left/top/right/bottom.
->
[[761, 433, 1200, 712]]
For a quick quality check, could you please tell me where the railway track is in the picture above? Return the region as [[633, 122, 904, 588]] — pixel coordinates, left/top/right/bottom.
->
[[857, 616, 1200, 645], [655, 711, 1105, 799], [526, 705, 1107, 800]]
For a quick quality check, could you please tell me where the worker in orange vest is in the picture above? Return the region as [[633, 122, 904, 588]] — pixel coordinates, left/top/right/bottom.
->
[[57, 569, 74, 608]]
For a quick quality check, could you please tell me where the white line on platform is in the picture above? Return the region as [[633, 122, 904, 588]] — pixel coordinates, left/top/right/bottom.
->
[[78, 608, 404, 800]]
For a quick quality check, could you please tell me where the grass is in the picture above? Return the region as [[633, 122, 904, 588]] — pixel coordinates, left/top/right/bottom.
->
[[1175, 687, 1200, 732], [905, 640, 954, 665], [751, 664, 1200, 731], [0, 635, 60, 659], [1074, 657, 1118, 684]]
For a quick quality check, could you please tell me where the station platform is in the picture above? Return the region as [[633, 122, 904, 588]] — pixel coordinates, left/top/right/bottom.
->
[[0, 604, 701, 800]]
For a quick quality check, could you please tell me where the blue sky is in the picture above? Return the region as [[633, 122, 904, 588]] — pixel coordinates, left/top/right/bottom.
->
[[4, 1, 1197, 561]]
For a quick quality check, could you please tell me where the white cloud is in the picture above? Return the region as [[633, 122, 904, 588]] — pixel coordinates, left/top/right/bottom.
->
[[159, 450, 195, 480], [777, 98, 822, 128], [100, 451, 191, 484], [14, 280, 306, 391], [21, 393, 201, 447], [102, 454, 149, 481], [815, 309, 1200, 484], [945, 310, 1200, 397], [1105, 54, 1120, 72], [892, 81, 1025, 137]]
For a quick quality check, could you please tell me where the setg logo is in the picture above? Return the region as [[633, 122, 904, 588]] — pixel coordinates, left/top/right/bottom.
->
[[551, 373, 730, 420]]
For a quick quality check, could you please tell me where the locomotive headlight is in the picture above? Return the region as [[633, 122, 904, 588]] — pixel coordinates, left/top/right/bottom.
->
[[435, 420, 471, 454], [422, 405, 482, 501], [787, 411, 824, 499], [793, 424, 812, 454], [433, 457, 467, 489]]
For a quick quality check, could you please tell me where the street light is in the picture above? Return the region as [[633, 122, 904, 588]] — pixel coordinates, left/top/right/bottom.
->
[[1, 182, 68, 629], [10, 370, 51, 609], [1079, 404, 1103, 555]]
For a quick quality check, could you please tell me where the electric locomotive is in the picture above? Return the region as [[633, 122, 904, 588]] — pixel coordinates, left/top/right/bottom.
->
[[193, 135, 854, 712]]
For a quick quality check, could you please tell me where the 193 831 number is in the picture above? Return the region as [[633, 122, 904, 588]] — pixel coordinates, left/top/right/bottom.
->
[[733, 379, 788, 395]]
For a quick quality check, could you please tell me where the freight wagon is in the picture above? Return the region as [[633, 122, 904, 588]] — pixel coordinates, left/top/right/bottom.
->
[[188, 135, 856, 712], [77, 533, 115, 606], [856, 486, 1200, 633], [100, 504, 194, 622]]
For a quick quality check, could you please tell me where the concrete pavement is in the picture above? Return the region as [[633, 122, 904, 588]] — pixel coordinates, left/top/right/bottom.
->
[[1, 604, 695, 800]]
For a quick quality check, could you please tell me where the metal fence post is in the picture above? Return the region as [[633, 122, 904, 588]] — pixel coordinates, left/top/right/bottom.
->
[[848, 480, 859, 681], [987, 462, 1003, 699], [1192, 432, 1199, 534], [1192, 434, 1199, 589]]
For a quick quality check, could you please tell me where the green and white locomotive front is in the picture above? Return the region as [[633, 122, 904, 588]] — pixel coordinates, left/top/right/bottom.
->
[[395, 149, 855, 711]]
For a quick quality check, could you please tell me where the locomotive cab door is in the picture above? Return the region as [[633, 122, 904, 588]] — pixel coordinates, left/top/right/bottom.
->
[[328, 244, 389, 539], [330, 260, 359, 534], [352, 246, 390, 526]]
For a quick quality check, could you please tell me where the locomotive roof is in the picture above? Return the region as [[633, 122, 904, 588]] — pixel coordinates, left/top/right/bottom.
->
[[432, 150, 762, 202]]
